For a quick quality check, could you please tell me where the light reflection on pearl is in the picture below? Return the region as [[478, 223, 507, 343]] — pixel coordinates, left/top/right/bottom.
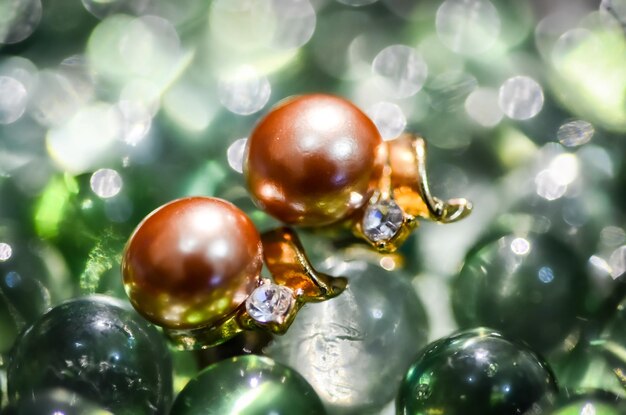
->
[[499, 76, 544, 120], [0, 76, 27, 124], [372, 45, 428, 99], [90, 168, 123, 199], [218, 66, 271, 115], [366, 101, 407, 140], [348, 191, 364, 208], [227, 138, 248, 174], [330, 139, 354, 161], [435, 0, 501, 55]]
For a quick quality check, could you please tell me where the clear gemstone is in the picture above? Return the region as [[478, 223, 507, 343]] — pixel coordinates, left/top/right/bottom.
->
[[246, 283, 295, 324], [362, 199, 404, 242]]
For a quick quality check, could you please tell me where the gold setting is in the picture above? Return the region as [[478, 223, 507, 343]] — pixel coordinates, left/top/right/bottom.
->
[[353, 133, 473, 253], [165, 227, 347, 350]]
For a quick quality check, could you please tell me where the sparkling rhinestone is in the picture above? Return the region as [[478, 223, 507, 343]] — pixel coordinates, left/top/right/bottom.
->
[[246, 283, 295, 324], [362, 199, 404, 243]]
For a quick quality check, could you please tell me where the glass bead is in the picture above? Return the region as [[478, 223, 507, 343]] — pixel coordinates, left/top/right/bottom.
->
[[551, 343, 625, 398], [169, 355, 326, 415], [397, 328, 558, 415], [532, 390, 626, 415], [0, 223, 72, 355], [7, 295, 173, 415], [267, 257, 429, 414], [594, 298, 626, 394], [452, 232, 587, 354], [3, 388, 113, 415]]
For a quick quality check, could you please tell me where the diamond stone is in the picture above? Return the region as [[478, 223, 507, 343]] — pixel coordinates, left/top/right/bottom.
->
[[362, 199, 404, 242], [246, 282, 295, 324]]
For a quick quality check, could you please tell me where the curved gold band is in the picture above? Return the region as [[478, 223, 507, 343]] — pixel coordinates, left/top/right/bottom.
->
[[353, 133, 473, 253], [165, 227, 347, 350]]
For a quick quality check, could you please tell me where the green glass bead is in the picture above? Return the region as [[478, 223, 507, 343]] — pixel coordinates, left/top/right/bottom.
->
[[452, 232, 587, 354], [531, 390, 626, 415], [7, 295, 173, 415], [3, 388, 113, 415], [267, 255, 429, 414], [0, 227, 72, 355], [551, 343, 625, 398], [33, 173, 130, 296], [170, 355, 326, 415], [396, 328, 558, 415], [595, 298, 626, 393], [547, 402, 621, 415]]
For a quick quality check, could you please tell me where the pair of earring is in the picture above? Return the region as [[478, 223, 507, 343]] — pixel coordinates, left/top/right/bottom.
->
[[122, 94, 472, 349]]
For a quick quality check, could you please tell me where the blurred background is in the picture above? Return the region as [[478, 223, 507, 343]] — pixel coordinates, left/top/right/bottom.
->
[[1, 0, 626, 413]]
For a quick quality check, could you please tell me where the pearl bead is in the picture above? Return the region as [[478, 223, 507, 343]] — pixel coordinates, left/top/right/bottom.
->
[[245, 93, 385, 226], [122, 197, 263, 329]]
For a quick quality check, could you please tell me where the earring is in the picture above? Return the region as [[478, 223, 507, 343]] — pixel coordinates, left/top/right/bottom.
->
[[244, 93, 472, 253], [121, 196, 347, 349]]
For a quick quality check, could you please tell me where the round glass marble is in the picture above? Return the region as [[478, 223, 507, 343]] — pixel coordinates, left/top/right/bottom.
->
[[7, 296, 173, 415], [452, 232, 587, 354], [397, 328, 558, 415], [170, 355, 326, 415], [267, 257, 429, 413], [595, 297, 626, 394], [551, 344, 625, 398], [0, 230, 72, 355], [534, 390, 626, 415], [3, 388, 113, 415]]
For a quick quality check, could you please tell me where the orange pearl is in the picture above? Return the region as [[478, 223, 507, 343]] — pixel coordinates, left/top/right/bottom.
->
[[122, 197, 263, 329], [245, 94, 385, 226]]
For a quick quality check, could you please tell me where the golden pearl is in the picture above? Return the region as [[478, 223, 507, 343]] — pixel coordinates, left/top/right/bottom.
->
[[122, 197, 263, 329], [245, 93, 385, 226]]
